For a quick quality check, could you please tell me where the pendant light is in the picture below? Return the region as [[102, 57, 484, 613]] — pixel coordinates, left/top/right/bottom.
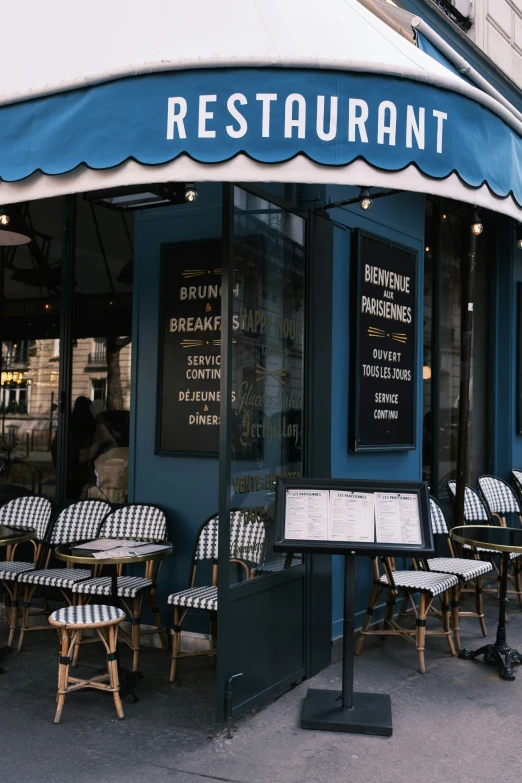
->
[[0, 207, 31, 246]]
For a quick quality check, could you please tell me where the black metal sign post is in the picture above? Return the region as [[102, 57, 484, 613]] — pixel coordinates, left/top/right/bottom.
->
[[274, 477, 433, 736], [301, 552, 392, 735]]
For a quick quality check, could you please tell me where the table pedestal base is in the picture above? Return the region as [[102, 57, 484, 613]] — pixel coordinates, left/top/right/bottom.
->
[[459, 645, 522, 681]]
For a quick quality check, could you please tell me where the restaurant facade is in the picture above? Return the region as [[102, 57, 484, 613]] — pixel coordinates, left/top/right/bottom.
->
[[2, 0, 522, 720]]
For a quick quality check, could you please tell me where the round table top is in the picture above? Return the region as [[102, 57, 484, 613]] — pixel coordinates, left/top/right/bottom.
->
[[451, 525, 522, 553], [55, 539, 173, 566], [0, 524, 35, 547]]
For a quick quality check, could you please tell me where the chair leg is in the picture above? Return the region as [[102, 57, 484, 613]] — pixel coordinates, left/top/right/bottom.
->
[[416, 593, 426, 674], [148, 590, 168, 652], [7, 582, 19, 648], [169, 606, 181, 682], [107, 625, 124, 720], [383, 595, 395, 629], [54, 629, 70, 724], [355, 584, 380, 655], [17, 584, 34, 653], [475, 577, 487, 637], [516, 557, 522, 610], [131, 597, 141, 672], [447, 588, 457, 655]]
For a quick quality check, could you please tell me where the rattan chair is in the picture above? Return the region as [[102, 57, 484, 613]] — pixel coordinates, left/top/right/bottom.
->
[[477, 475, 522, 608], [71, 503, 168, 671], [17, 499, 111, 650], [426, 496, 493, 647], [168, 509, 266, 682], [0, 495, 53, 646], [355, 556, 458, 673], [448, 480, 520, 604], [48, 604, 125, 723]]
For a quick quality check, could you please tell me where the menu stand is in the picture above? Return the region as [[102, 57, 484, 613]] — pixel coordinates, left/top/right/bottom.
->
[[302, 552, 392, 735]]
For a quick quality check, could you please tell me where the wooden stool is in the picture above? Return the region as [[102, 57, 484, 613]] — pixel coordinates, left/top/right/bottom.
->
[[48, 604, 125, 724]]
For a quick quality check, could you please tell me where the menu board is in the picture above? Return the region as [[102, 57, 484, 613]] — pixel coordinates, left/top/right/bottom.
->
[[157, 240, 222, 455], [351, 232, 416, 451], [275, 478, 432, 556], [284, 489, 421, 546]]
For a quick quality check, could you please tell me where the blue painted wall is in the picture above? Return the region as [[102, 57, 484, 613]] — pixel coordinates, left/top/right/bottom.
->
[[326, 187, 426, 636], [130, 183, 223, 616]]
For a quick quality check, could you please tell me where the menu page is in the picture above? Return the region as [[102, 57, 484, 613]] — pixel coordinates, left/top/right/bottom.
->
[[285, 489, 329, 540], [329, 491, 375, 543], [375, 493, 402, 543], [397, 493, 422, 545]]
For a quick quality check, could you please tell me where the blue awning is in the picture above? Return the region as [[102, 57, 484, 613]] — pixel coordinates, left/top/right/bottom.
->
[[0, 0, 520, 219]]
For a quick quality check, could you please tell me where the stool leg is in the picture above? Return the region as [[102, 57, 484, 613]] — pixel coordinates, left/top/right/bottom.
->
[[107, 625, 124, 720], [7, 582, 19, 648], [72, 597, 83, 667], [54, 629, 70, 724], [170, 606, 181, 682], [416, 592, 426, 674]]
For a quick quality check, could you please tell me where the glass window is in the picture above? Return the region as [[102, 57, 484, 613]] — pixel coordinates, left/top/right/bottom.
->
[[422, 201, 489, 495], [229, 187, 305, 580], [0, 198, 63, 496], [67, 198, 133, 501]]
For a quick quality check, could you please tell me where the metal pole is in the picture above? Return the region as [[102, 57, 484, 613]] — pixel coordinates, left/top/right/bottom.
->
[[341, 553, 356, 710], [455, 222, 480, 527]]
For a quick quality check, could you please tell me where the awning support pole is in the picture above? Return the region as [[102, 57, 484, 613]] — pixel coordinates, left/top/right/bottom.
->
[[454, 223, 479, 527]]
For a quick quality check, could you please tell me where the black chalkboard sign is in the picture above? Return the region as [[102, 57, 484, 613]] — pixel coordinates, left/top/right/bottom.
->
[[157, 239, 222, 456], [350, 231, 416, 451]]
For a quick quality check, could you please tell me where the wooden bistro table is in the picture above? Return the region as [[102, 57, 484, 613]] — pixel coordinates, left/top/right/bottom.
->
[[451, 525, 522, 681], [0, 523, 36, 669], [55, 538, 172, 700]]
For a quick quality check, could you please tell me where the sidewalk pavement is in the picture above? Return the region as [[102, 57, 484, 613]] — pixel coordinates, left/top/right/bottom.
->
[[1, 595, 521, 783]]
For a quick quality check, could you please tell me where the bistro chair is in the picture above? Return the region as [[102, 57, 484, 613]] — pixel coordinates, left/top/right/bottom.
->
[[510, 469, 522, 505], [17, 500, 111, 651], [168, 509, 266, 682], [0, 495, 53, 647], [426, 496, 493, 647], [477, 474, 522, 608], [71, 504, 168, 671], [48, 604, 125, 723], [477, 475, 522, 527], [355, 556, 458, 673], [448, 480, 520, 605]]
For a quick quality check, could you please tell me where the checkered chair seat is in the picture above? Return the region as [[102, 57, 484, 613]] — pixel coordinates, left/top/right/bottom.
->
[[167, 586, 217, 611], [380, 570, 458, 596], [0, 561, 35, 580], [19, 568, 92, 588], [71, 576, 153, 598], [427, 557, 493, 581], [462, 544, 519, 559], [50, 604, 125, 627]]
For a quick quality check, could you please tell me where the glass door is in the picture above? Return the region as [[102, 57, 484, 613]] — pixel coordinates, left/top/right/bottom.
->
[[216, 185, 307, 720]]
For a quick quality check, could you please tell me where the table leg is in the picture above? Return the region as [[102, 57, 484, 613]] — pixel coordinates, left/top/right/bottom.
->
[[459, 552, 522, 680]]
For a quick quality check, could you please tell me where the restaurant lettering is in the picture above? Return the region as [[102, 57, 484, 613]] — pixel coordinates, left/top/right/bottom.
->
[[167, 94, 447, 155]]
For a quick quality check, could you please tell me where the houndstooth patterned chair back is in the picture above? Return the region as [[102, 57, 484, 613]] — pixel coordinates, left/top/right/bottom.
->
[[194, 510, 266, 564], [429, 497, 449, 536], [477, 475, 520, 516], [99, 504, 167, 541], [0, 495, 53, 542], [511, 470, 522, 499], [447, 481, 489, 522], [50, 500, 111, 545]]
